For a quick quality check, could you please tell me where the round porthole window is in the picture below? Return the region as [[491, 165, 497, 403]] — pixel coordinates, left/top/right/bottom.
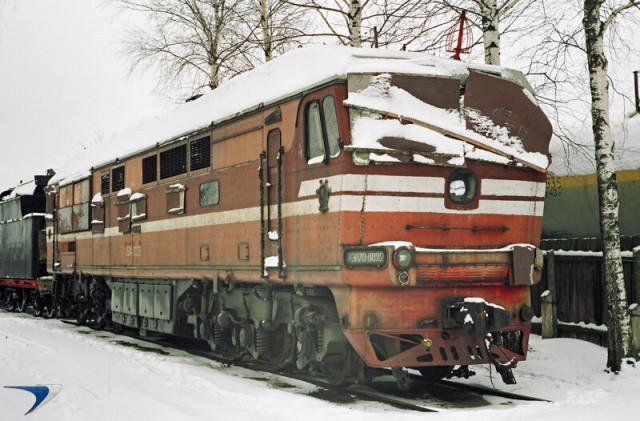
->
[[448, 170, 478, 204]]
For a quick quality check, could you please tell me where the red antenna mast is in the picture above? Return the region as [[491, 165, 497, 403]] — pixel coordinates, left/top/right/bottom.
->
[[445, 10, 473, 60]]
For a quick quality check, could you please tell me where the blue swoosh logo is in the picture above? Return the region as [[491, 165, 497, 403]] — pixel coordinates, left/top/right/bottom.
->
[[5, 385, 62, 415]]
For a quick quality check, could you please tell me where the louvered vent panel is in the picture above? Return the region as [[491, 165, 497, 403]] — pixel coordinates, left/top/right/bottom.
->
[[160, 145, 187, 179]]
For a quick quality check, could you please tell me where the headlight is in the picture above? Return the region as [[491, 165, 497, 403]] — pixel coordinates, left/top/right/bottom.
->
[[393, 247, 414, 270], [448, 169, 477, 204]]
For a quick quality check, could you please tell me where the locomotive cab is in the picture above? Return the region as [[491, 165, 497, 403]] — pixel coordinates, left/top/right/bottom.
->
[[322, 64, 551, 384]]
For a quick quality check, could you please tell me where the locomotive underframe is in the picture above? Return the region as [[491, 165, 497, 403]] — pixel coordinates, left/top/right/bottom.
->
[[103, 276, 353, 374]]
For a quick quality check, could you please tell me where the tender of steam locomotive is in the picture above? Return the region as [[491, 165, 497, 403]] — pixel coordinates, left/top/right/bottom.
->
[[41, 46, 551, 385], [0, 174, 53, 315]]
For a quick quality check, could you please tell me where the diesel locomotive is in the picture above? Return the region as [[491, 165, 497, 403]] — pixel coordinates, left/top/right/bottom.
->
[[0, 46, 552, 386]]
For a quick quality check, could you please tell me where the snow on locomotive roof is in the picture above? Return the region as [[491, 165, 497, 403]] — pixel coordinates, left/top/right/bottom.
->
[[51, 45, 528, 186]]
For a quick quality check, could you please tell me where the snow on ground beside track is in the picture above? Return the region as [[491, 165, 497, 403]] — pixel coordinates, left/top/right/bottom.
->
[[1, 311, 639, 421]]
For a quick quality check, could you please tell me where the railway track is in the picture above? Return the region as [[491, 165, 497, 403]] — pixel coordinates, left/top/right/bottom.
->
[[59, 319, 550, 413]]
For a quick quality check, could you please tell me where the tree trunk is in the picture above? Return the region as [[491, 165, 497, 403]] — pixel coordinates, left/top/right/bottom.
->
[[260, 0, 273, 61], [209, 0, 223, 89], [479, 0, 500, 65], [583, 0, 633, 372], [348, 0, 362, 47]]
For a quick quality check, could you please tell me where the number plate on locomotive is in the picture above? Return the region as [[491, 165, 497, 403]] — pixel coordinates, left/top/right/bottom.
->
[[344, 248, 387, 268]]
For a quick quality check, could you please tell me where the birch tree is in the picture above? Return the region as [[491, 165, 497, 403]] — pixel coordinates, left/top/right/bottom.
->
[[431, 0, 540, 65], [582, 0, 639, 372], [110, 0, 259, 98], [241, 0, 311, 62], [284, 0, 450, 50]]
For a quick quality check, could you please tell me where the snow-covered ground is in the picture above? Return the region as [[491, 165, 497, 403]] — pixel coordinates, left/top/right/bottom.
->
[[0, 311, 638, 421]]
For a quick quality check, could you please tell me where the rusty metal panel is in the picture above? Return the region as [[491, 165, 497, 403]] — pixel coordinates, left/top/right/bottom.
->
[[72, 203, 89, 231], [464, 71, 552, 156], [512, 245, 539, 285], [58, 207, 73, 233], [390, 74, 461, 110], [154, 284, 172, 321], [348, 73, 461, 111], [92, 204, 105, 234]]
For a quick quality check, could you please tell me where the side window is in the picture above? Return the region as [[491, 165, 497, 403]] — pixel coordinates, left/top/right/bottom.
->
[[199, 180, 219, 207], [100, 173, 110, 195], [91, 193, 105, 234], [305, 95, 342, 164], [112, 166, 125, 192], [131, 192, 147, 222], [306, 101, 325, 163], [267, 129, 281, 169], [116, 188, 131, 233], [166, 184, 185, 215], [322, 96, 341, 157]]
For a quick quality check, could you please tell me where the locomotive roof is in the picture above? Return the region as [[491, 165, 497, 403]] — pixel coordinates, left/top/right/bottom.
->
[[51, 45, 532, 186]]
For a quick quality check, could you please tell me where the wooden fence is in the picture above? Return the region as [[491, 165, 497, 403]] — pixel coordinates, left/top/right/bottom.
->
[[531, 240, 640, 347]]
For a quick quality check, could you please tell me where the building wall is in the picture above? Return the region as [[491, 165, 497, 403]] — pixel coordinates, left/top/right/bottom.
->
[[542, 168, 640, 240]]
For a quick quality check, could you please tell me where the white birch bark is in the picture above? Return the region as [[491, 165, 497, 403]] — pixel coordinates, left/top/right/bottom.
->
[[583, 0, 634, 372], [208, 0, 223, 89], [259, 0, 273, 61], [479, 0, 500, 65], [348, 0, 362, 47]]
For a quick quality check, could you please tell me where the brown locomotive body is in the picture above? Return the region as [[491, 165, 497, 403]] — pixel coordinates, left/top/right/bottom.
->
[[44, 46, 552, 385]]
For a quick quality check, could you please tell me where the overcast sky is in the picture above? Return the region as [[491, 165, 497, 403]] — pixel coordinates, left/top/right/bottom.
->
[[1, 1, 639, 191], [0, 0, 169, 190]]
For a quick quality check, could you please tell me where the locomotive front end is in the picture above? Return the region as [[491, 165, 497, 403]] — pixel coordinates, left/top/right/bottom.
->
[[341, 242, 543, 383], [334, 61, 552, 384]]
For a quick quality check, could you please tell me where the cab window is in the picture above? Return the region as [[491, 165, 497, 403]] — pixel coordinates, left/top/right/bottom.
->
[[305, 95, 342, 164], [322, 96, 341, 157], [306, 102, 325, 163]]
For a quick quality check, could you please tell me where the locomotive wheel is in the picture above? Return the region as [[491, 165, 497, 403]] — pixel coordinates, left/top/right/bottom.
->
[[80, 311, 106, 330], [16, 290, 29, 313], [88, 317, 107, 331], [33, 295, 44, 317], [34, 293, 51, 318], [44, 304, 57, 319], [40, 294, 56, 319], [85, 308, 107, 330], [321, 355, 348, 386], [321, 364, 347, 386], [418, 366, 454, 382], [111, 323, 126, 334], [269, 327, 295, 369], [56, 299, 71, 318], [6, 293, 18, 312]]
